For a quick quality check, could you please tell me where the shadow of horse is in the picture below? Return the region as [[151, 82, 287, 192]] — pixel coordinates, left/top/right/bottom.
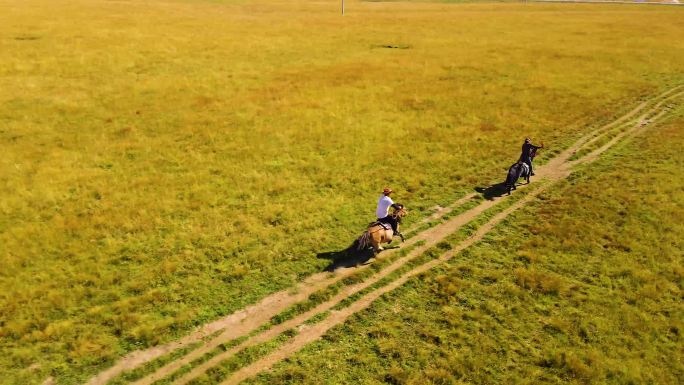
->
[[317, 241, 401, 272], [475, 176, 530, 200], [475, 183, 508, 200], [316, 244, 375, 272]]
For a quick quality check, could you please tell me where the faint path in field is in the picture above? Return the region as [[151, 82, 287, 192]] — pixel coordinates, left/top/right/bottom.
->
[[85, 179, 477, 385], [569, 86, 683, 159], [224, 167, 554, 385], [84, 85, 681, 385], [170, 192, 507, 385], [127, 167, 499, 385], [181, 89, 683, 384], [569, 90, 681, 166], [213, 87, 684, 385]]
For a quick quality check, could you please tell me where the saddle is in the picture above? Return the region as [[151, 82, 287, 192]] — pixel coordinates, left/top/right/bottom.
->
[[368, 221, 393, 234]]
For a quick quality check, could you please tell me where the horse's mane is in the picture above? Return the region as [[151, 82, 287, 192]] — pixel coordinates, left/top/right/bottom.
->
[[391, 203, 407, 223]]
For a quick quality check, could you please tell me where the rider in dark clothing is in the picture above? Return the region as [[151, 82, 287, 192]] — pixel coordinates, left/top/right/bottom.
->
[[378, 215, 398, 233], [377, 203, 405, 242], [520, 138, 543, 176], [377, 203, 403, 234]]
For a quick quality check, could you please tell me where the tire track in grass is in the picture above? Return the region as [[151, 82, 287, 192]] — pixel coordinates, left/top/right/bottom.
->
[[569, 86, 682, 160], [212, 88, 683, 385], [569, 90, 682, 167], [222, 178, 553, 385], [171, 91, 683, 384], [127, 175, 506, 385], [541, 86, 682, 176], [88, 183, 479, 385], [170, 189, 533, 385], [86, 85, 681, 385]]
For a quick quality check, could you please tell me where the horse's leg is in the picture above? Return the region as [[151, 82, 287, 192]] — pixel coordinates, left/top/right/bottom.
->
[[371, 231, 383, 252]]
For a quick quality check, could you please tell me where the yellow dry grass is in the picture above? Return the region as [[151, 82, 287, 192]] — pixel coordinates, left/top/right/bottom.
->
[[0, 0, 682, 384]]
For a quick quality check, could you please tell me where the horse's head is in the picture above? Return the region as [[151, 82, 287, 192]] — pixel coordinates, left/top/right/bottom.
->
[[390, 203, 408, 222]]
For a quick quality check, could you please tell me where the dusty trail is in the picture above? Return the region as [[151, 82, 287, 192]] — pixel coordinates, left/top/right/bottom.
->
[[86, 179, 474, 385], [129, 157, 508, 385], [570, 86, 682, 159], [569, 89, 682, 166], [216, 87, 683, 385], [171, 192, 507, 385], [85, 85, 681, 385], [223, 172, 553, 385]]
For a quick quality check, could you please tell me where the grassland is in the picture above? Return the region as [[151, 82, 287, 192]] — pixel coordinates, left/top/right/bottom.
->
[[243, 106, 684, 385], [1, 0, 683, 384]]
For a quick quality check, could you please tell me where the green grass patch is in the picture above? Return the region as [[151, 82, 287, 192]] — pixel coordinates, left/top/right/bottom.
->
[[244, 109, 684, 385], [1, 1, 684, 383], [186, 330, 296, 385], [104, 342, 201, 385]]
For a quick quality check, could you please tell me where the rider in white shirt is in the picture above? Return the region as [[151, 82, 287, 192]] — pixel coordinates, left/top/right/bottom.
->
[[376, 187, 403, 239], [376, 187, 395, 220]]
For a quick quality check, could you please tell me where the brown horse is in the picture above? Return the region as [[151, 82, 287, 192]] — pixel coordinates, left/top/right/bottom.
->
[[356, 204, 408, 254]]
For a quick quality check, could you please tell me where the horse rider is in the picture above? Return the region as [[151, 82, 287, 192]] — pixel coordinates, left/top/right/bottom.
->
[[376, 188, 400, 236], [520, 137, 543, 176]]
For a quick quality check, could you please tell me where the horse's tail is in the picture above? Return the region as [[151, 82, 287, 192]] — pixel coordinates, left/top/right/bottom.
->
[[357, 231, 371, 251]]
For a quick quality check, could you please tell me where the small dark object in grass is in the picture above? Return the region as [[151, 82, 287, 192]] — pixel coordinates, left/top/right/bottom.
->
[[14, 35, 40, 41], [372, 44, 411, 49]]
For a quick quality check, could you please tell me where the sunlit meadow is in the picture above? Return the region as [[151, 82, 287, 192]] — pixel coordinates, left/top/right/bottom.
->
[[245, 107, 684, 385], [0, 0, 682, 383]]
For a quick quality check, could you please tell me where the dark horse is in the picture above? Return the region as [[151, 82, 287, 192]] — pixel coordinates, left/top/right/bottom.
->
[[504, 162, 530, 195]]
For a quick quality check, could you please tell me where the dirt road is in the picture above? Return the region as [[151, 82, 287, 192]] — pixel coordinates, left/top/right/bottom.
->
[[86, 85, 682, 385]]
